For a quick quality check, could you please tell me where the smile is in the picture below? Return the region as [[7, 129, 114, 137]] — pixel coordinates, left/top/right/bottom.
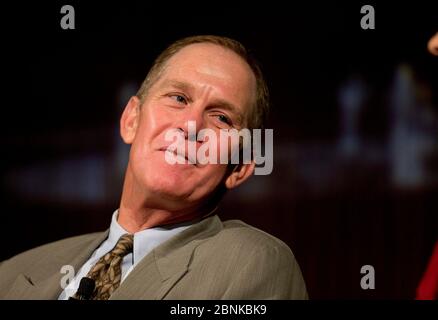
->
[[158, 147, 197, 166]]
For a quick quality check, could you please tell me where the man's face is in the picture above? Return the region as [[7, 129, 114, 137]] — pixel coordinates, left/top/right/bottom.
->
[[122, 43, 256, 211]]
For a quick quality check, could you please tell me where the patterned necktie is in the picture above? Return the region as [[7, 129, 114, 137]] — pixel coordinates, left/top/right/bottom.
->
[[74, 233, 134, 300]]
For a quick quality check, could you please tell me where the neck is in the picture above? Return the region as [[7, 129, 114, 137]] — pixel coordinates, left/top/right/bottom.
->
[[117, 167, 214, 233], [117, 204, 205, 233]]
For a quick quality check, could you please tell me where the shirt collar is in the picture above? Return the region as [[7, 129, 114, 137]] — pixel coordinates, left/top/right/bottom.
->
[[108, 209, 195, 264]]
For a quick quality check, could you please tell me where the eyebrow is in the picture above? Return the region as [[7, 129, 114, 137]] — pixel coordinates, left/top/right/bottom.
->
[[209, 98, 244, 125], [160, 79, 196, 96], [161, 79, 245, 125]]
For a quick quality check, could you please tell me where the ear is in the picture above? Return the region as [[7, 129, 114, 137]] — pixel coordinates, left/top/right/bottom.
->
[[120, 96, 141, 144], [225, 161, 256, 189]]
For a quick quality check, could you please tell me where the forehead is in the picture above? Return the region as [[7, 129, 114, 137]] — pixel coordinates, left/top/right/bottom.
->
[[157, 43, 256, 115]]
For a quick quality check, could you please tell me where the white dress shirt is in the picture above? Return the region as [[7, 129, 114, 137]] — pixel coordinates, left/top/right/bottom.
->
[[58, 210, 193, 300]]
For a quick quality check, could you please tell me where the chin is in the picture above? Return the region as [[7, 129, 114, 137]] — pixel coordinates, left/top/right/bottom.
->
[[144, 166, 194, 200]]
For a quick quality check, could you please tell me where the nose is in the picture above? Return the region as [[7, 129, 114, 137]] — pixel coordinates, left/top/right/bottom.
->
[[178, 108, 205, 141]]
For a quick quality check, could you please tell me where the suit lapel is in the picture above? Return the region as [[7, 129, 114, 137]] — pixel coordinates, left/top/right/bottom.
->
[[6, 230, 109, 299], [9, 215, 222, 299], [110, 215, 223, 300]]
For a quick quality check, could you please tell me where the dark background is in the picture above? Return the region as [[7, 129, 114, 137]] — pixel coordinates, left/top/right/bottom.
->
[[0, 1, 437, 299]]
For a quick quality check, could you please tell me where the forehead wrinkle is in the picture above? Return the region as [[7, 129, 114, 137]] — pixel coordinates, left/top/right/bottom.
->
[[155, 45, 255, 126], [160, 79, 196, 94]]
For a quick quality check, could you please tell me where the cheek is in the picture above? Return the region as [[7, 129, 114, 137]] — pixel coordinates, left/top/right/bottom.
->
[[197, 133, 241, 165], [128, 144, 148, 181], [130, 107, 167, 158], [128, 126, 156, 176], [194, 164, 228, 192], [131, 129, 149, 158], [216, 136, 241, 163]]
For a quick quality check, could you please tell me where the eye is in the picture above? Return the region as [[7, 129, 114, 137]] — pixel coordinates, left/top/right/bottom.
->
[[217, 114, 231, 125], [169, 94, 187, 104]]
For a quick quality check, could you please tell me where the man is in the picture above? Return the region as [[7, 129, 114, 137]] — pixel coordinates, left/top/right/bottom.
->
[[0, 35, 307, 300]]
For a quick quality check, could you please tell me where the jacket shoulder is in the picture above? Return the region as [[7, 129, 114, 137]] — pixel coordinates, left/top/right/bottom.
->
[[220, 219, 293, 254], [175, 218, 308, 299], [4, 232, 104, 263], [0, 232, 105, 283]]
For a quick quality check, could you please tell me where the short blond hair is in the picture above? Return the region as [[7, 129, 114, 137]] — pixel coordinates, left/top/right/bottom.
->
[[136, 35, 269, 130]]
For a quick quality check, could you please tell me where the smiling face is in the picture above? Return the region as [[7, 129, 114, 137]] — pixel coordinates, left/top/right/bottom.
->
[[120, 43, 257, 213]]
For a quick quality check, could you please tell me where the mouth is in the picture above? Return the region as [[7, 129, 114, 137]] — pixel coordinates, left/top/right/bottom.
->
[[158, 147, 197, 166]]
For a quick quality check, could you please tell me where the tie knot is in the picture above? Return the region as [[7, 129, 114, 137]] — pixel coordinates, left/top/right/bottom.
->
[[112, 233, 134, 257]]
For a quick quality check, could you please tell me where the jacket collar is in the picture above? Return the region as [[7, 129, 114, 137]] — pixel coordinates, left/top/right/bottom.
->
[[110, 215, 223, 299]]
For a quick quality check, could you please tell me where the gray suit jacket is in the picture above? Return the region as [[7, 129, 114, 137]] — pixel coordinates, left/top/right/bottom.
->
[[0, 215, 308, 299]]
